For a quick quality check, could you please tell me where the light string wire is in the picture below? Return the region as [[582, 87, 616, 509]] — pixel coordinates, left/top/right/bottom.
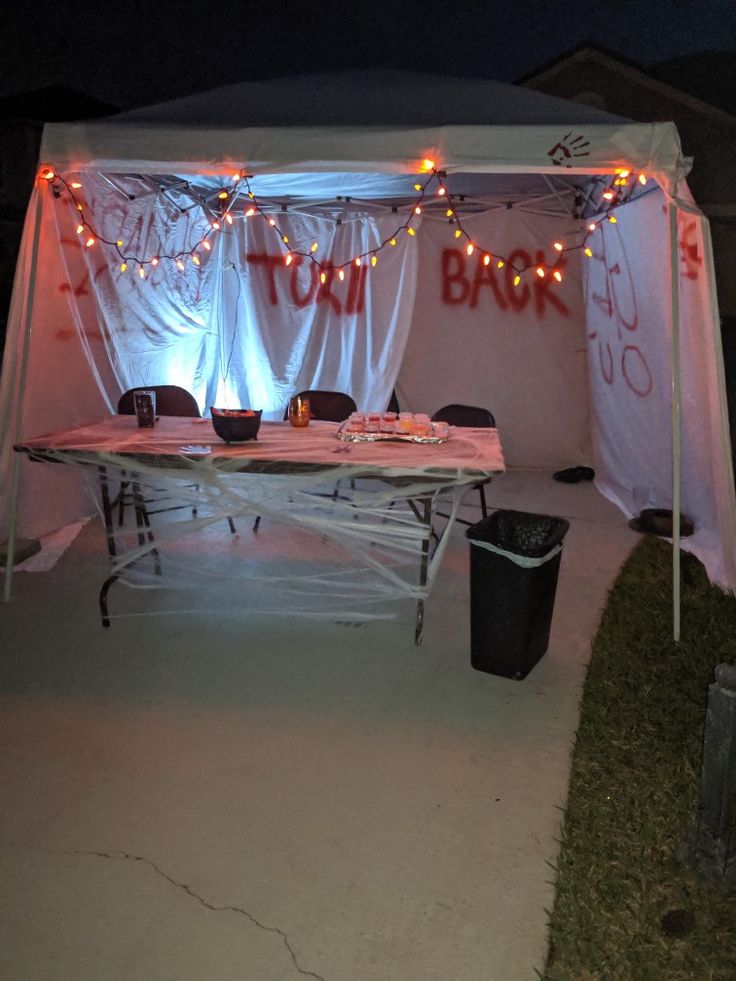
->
[[38, 163, 647, 287]]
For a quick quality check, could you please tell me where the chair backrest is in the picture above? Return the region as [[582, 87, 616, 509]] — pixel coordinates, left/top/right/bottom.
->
[[283, 390, 357, 422], [431, 403, 496, 428], [117, 385, 201, 418]]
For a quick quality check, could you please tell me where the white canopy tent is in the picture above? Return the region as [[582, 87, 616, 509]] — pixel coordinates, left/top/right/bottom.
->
[[2, 70, 734, 634]]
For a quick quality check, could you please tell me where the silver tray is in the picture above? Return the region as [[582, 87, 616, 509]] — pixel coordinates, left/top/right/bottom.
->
[[337, 421, 449, 444]]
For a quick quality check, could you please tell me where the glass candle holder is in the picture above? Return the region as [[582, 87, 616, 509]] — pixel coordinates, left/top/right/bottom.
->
[[288, 396, 311, 427]]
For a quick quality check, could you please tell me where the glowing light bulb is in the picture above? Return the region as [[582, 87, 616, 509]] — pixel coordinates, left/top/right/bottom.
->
[[414, 183, 422, 191], [466, 243, 474, 256], [212, 221, 220, 230], [584, 247, 593, 257], [202, 241, 211, 251], [446, 209, 454, 217], [176, 260, 185, 271], [76, 224, 84, 234], [536, 266, 545, 278], [225, 213, 233, 224], [269, 218, 276, 226], [320, 271, 327, 284], [40, 168, 55, 181], [608, 214, 618, 223], [285, 254, 293, 266], [407, 227, 416, 236], [438, 186, 446, 196], [371, 255, 377, 267], [70, 181, 82, 189], [139, 267, 145, 279], [218, 191, 228, 199], [120, 262, 127, 272], [151, 257, 159, 266], [618, 169, 630, 178], [638, 174, 647, 185], [338, 269, 345, 281], [422, 158, 436, 171], [553, 270, 563, 282], [513, 274, 521, 287], [389, 238, 397, 246], [602, 190, 614, 200], [415, 206, 422, 215], [248, 191, 255, 199], [483, 254, 491, 266], [76, 203, 84, 211], [85, 237, 95, 247], [116, 240, 124, 247], [497, 260, 504, 269], [310, 242, 318, 253], [355, 257, 361, 266], [245, 207, 255, 217], [282, 235, 289, 244], [588, 222, 597, 232], [454, 229, 462, 239], [553, 241, 564, 251], [192, 254, 201, 266]]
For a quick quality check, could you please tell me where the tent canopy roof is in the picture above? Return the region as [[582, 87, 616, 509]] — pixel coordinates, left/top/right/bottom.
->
[[39, 70, 689, 193], [113, 70, 630, 127]]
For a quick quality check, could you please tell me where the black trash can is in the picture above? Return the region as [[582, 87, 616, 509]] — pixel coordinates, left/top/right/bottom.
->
[[466, 509, 570, 680]]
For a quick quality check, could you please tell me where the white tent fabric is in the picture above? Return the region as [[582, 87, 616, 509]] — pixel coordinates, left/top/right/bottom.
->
[[1, 70, 734, 612]]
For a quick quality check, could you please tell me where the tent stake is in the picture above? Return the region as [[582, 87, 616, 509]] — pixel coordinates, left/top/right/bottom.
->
[[668, 201, 682, 642], [3, 191, 44, 603]]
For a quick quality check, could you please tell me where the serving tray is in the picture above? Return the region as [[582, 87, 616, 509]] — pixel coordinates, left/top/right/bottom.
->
[[336, 421, 449, 444]]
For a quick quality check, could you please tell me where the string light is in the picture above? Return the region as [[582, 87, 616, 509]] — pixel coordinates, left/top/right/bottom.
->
[[41, 160, 641, 288]]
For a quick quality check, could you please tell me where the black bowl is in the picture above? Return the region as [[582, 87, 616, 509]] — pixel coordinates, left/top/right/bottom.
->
[[210, 408, 262, 442]]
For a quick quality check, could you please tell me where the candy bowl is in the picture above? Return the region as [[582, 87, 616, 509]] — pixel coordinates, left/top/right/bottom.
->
[[210, 407, 262, 442]]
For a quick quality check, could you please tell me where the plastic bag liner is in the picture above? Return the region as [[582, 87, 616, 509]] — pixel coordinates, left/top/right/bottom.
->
[[466, 510, 570, 568]]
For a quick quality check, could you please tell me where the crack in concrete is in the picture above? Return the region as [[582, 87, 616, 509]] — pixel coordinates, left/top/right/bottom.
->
[[5, 840, 325, 981]]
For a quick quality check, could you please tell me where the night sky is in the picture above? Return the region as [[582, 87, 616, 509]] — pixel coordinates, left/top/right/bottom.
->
[[1, 0, 736, 109]]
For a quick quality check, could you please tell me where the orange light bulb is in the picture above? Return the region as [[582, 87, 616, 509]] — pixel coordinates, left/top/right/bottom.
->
[[338, 269, 345, 281], [285, 254, 293, 266], [483, 254, 491, 266], [85, 237, 95, 247], [553, 270, 563, 282], [553, 241, 564, 251], [536, 266, 545, 278], [466, 243, 474, 256]]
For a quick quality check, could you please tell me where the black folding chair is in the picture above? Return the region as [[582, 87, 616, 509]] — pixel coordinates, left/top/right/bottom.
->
[[253, 390, 357, 532], [281, 389, 357, 422], [431, 403, 496, 523], [117, 385, 236, 534]]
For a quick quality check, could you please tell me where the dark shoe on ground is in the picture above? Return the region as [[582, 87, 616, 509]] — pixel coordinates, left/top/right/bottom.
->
[[629, 508, 694, 537], [553, 466, 595, 483]]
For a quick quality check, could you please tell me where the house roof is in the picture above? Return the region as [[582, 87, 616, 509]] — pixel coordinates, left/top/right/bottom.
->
[[519, 44, 736, 126]]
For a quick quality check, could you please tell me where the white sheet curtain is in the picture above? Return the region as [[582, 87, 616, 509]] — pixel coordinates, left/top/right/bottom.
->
[[68, 173, 419, 418]]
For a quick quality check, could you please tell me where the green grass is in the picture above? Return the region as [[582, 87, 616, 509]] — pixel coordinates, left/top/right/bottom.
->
[[544, 536, 736, 981]]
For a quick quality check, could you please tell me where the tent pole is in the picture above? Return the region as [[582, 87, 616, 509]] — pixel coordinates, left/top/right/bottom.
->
[[3, 191, 44, 603], [668, 201, 682, 643]]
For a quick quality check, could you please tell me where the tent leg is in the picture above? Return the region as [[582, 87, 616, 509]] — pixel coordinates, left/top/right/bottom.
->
[[669, 201, 682, 643], [2, 191, 44, 603]]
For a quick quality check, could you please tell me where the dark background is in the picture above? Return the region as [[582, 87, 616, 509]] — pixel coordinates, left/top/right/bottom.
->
[[1, 0, 735, 110]]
